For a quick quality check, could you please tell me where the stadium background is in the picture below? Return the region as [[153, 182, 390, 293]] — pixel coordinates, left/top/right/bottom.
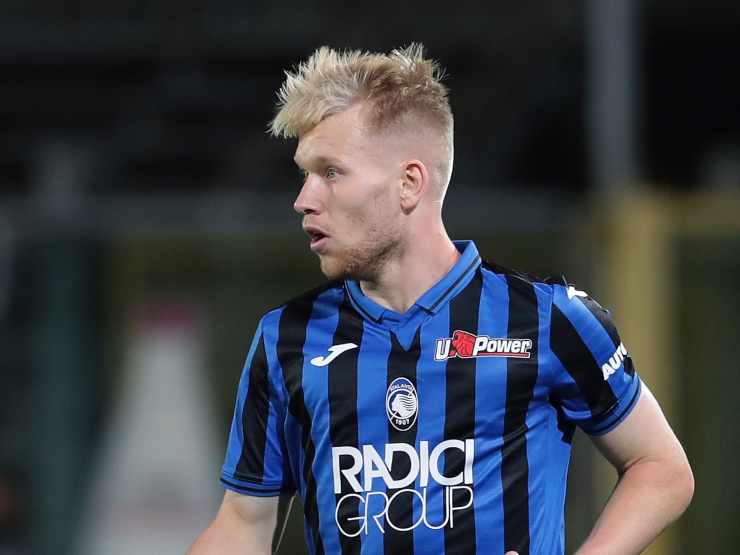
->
[[0, 1, 738, 553]]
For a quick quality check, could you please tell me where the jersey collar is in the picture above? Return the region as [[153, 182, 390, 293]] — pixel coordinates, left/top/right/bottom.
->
[[345, 240, 481, 324]]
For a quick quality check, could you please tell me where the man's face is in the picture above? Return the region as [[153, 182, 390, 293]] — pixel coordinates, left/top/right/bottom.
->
[[293, 104, 404, 281]]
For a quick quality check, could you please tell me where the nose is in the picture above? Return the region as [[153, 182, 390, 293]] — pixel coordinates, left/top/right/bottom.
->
[[293, 176, 323, 215]]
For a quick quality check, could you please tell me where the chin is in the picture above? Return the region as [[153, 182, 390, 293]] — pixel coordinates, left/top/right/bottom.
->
[[319, 256, 348, 281]]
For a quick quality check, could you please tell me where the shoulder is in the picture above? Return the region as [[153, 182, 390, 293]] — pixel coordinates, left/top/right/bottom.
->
[[479, 259, 559, 304], [479, 260, 609, 325], [259, 280, 345, 337]]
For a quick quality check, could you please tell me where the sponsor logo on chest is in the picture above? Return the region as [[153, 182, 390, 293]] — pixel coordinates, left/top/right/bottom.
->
[[434, 330, 533, 361]]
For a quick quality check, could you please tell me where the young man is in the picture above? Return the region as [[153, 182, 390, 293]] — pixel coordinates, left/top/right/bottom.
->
[[188, 44, 693, 555]]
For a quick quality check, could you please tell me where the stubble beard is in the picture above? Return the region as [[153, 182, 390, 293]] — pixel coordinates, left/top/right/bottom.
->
[[320, 223, 403, 283]]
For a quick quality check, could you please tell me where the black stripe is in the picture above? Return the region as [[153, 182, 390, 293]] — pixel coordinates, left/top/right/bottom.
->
[[554, 404, 576, 444], [443, 269, 482, 555], [278, 294, 325, 555], [577, 297, 636, 377], [384, 329, 421, 555], [579, 297, 621, 349], [501, 274, 539, 555], [550, 304, 619, 419], [329, 296, 364, 555], [237, 335, 270, 481]]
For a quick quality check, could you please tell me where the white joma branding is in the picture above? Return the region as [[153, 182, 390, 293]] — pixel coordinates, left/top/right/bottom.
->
[[567, 285, 588, 300], [602, 342, 628, 380], [310, 343, 358, 366]]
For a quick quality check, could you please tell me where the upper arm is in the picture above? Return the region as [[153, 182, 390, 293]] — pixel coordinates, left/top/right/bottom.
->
[[220, 491, 295, 553], [187, 491, 282, 555], [221, 490, 280, 527], [590, 384, 690, 475]]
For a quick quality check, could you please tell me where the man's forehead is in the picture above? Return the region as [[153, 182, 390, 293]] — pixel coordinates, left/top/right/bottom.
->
[[293, 135, 346, 167], [294, 108, 367, 165]]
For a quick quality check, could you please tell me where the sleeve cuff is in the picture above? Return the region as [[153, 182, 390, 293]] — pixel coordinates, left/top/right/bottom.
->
[[583, 376, 642, 436], [219, 470, 285, 497]]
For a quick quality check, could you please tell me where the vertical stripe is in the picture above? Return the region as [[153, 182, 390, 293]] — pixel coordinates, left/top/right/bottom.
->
[[302, 289, 344, 555], [553, 289, 625, 376], [444, 270, 482, 555], [577, 296, 635, 377], [384, 330, 421, 555], [550, 304, 618, 417], [278, 292, 326, 555], [472, 269, 510, 555], [356, 325, 391, 554], [328, 296, 365, 555], [237, 335, 270, 480], [530, 284, 570, 555], [578, 296, 621, 349], [413, 304, 450, 555], [222, 318, 264, 479], [501, 275, 539, 555]]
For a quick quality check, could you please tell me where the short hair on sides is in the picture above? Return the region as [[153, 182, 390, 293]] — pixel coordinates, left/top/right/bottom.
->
[[269, 43, 454, 194]]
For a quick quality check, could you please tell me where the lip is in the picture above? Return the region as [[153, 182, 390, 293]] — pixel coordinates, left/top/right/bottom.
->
[[303, 224, 330, 252], [309, 236, 329, 252]]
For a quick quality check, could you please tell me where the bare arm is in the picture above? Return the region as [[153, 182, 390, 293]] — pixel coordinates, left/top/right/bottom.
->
[[188, 491, 286, 555], [575, 384, 694, 555]]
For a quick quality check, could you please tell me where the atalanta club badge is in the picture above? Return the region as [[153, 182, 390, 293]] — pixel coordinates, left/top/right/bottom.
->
[[386, 377, 418, 431]]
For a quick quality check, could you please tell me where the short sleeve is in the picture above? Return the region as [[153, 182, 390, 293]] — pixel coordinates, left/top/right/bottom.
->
[[548, 283, 642, 435], [220, 318, 294, 496]]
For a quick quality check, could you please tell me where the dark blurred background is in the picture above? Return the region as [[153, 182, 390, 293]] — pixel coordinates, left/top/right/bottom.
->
[[0, 1, 738, 554]]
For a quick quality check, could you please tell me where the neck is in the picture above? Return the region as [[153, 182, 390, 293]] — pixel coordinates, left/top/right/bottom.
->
[[359, 224, 459, 314]]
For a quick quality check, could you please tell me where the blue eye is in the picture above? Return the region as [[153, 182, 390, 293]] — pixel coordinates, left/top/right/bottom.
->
[[326, 167, 338, 179]]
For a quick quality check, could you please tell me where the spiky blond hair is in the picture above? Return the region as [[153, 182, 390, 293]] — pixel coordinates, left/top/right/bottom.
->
[[270, 43, 454, 194]]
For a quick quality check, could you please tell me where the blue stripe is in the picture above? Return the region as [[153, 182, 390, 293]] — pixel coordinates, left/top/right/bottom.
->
[[473, 271, 509, 554], [303, 288, 344, 555], [219, 478, 282, 496], [535, 289, 571, 555], [526, 283, 560, 554], [262, 308, 295, 492], [412, 303, 450, 555], [356, 324, 391, 553]]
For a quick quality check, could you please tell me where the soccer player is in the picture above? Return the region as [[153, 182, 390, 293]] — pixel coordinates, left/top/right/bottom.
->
[[188, 45, 693, 555]]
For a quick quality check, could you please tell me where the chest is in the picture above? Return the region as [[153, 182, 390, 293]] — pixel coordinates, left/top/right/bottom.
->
[[291, 320, 545, 444]]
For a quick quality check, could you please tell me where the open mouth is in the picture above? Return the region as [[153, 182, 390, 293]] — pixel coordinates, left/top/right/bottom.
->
[[308, 230, 326, 244], [304, 227, 330, 251]]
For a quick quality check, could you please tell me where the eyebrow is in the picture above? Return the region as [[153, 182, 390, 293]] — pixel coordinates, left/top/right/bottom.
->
[[293, 154, 345, 168]]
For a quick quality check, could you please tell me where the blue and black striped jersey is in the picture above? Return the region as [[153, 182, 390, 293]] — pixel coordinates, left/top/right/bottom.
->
[[221, 240, 641, 555]]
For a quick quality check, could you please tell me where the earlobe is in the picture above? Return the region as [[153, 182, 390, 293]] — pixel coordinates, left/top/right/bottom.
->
[[399, 180, 420, 213]]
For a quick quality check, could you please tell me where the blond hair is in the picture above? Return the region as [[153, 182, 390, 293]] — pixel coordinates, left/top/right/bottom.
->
[[270, 43, 454, 195]]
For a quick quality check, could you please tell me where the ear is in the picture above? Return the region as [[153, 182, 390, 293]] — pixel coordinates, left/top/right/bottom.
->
[[399, 160, 428, 213]]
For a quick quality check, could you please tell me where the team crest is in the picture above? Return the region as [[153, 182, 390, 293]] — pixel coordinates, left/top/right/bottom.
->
[[386, 377, 418, 431], [435, 330, 533, 361]]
